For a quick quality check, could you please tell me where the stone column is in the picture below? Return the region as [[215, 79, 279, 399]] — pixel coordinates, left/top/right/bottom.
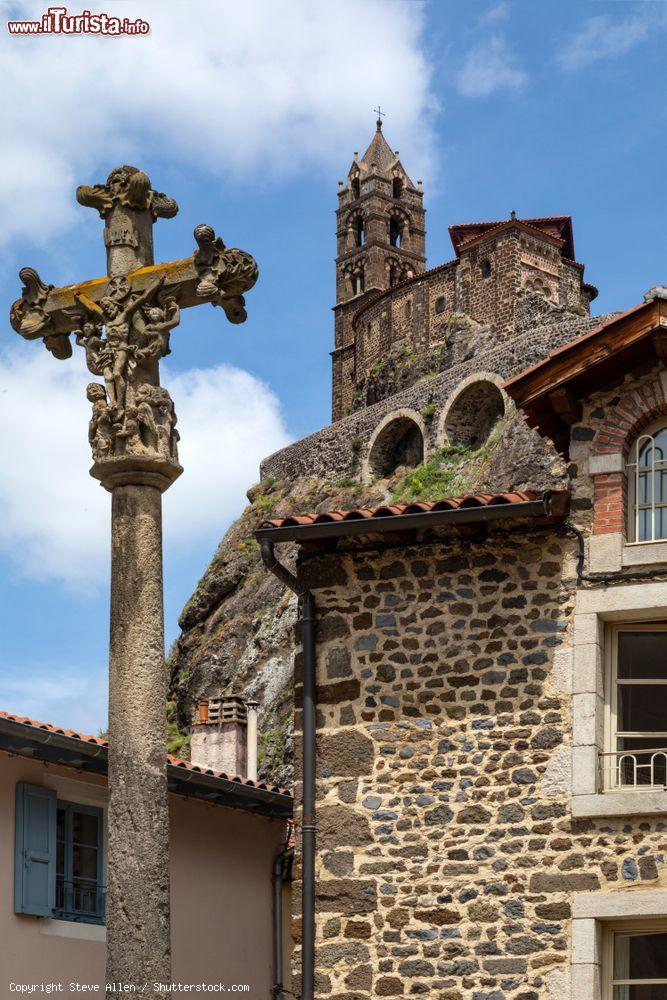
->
[[10, 164, 258, 999], [106, 484, 170, 996]]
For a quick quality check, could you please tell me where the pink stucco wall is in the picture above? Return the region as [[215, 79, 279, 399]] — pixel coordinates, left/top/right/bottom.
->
[[0, 752, 288, 996]]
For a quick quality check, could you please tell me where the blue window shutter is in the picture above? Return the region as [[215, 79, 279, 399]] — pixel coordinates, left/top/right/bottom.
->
[[14, 783, 57, 916]]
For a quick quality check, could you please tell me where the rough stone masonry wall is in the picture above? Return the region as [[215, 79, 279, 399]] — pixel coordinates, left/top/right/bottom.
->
[[290, 529, 667, 1000], [262, 303, 607, 484]]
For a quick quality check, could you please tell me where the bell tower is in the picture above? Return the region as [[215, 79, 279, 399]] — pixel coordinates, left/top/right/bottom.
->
[[331, 115, 426, 421]]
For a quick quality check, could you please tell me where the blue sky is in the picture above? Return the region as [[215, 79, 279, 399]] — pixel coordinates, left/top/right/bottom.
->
[[0, 0, 665, 733]]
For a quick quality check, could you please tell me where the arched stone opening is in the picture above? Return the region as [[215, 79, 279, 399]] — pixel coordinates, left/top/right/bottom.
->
[[443, 380, 505, 448], [367, 415, 424, 479]]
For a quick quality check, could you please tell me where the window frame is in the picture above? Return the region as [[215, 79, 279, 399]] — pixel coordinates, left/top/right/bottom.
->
[[54, 799, 105, 925], [603, 622, 667, 793], [602, 919, 667, 998], [626, 418, 667, 544]]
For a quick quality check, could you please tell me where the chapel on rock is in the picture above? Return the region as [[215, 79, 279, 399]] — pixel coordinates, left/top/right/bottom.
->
[[251, 121, 667, 1000]]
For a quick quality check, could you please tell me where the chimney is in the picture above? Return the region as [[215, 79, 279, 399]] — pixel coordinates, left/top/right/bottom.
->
[[191, 696, 248, 777], [246, 700, 259, 782]]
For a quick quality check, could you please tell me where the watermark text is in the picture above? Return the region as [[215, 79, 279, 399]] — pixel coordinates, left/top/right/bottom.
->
[[7, 7, 150, 35]]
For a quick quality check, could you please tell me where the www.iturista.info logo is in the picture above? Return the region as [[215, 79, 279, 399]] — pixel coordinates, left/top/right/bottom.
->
[[7, 6, 150, 35]]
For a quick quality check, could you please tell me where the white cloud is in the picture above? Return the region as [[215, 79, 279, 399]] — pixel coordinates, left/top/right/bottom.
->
[[456, 35, 527, 99], [478, 3, 510, 26], [0, 667, 108, 735], [0, 0, 435, 247], [556, 7, 667, 71], [0, 346, 290, 588]]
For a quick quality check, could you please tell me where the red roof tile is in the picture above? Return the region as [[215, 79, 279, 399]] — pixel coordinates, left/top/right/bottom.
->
[[0, 710, 291, 797], [259, 491, 559, 531]]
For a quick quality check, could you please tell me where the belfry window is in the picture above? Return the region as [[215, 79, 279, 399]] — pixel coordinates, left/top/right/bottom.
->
[[350, 271, 365, 296], [355, 216, 365, 247], [389, 219, 401, 248], [392, 177, 403, 199], [627, 421, 667, 542], [351, 177, 360, 200]]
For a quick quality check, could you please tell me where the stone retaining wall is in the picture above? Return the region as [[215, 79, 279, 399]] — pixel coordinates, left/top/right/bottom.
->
[[261, 305, 606, 485]]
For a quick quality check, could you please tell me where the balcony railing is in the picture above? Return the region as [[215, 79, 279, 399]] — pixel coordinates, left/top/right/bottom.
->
[[55, 878, 106, 922], [599, 747, 667, 791]]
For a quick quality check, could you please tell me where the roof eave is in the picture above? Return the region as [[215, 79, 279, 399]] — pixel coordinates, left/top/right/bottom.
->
[[0, 716, 292, 819], [254, 492, 570, 546]]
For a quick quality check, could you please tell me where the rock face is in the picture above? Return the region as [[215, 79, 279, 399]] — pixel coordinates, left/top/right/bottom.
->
[[169, 476, 383, 787], [169, 404, 567, 787]]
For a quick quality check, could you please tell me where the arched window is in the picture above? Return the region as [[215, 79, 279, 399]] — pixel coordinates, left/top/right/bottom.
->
[[627, 421, 667, 541], [524, 275, 552, 300], [351, 177, 360, 200], [350, 270, 364, 296], [434, 296, 446, 314], [392, 176, 403, 199], [355, 216, 365, 246], [481, 259, 492, 279], [389, 218, 401, 248]]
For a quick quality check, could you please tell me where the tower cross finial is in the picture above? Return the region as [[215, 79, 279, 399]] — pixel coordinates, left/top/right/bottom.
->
[[374, 105, 385, 130]]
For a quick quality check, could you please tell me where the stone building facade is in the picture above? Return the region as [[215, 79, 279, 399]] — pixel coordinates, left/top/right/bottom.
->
[[258, 293, 667, 1000], [253, 123, 667, 1000]]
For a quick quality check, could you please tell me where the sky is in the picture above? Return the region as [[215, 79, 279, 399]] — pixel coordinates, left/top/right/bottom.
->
[[0, 0, 665, 734]]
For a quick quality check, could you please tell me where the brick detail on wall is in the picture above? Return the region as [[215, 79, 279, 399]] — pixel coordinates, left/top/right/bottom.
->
[[589, 378, 665, 535], [592, 472, 625, 535], [593, 379, 666, 455]]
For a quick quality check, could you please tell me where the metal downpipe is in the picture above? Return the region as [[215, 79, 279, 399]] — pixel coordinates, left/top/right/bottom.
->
[[260, 539, 316, 1000], [272, 840, 294, 1000]]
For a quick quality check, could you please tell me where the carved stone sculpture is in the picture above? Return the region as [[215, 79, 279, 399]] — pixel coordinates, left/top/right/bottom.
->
[[9, 267, 72, 358], [76, 165, 178, 221], [193, 223, 259, 323], [9, 164, 258, 1000]]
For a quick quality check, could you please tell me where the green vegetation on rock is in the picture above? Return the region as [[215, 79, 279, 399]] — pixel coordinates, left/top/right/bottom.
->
[[391, 419, 504, 503]]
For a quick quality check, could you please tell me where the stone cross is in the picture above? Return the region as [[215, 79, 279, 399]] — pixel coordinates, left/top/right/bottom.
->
[[10, 166, 258, 998]]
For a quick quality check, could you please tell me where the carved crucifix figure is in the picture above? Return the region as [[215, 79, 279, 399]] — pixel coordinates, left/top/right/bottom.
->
[[10, 166, 258, 998]]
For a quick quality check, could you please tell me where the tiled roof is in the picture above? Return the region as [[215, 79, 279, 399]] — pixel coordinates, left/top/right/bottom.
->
[[259, 490, 564, 531], [0, 710, 290, 797], [449, 215, 575, 259]]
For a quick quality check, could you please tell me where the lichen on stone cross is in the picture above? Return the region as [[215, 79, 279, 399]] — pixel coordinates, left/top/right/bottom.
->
[[9, 165, 258, 492]]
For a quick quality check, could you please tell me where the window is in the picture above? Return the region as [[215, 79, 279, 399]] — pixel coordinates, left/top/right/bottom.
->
[[524, 275, 552, 299], [355, 216, 365, 247], [351, 177, 360, 200], [627, 422, 667, 542], [603, 625, 667, 791], [434, 296, 446, 314], [56, 801, 105, 923], [389, 218, 401, 248], [392, 177, 403, 199], [606, 925, 667, 999], [480, 259, 491, 279], [350, 271, 364, 296], [15, 783, 105, 924]]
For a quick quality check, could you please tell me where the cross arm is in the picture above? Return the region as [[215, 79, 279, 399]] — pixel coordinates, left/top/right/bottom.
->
[[10, 226, 259, 355]]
